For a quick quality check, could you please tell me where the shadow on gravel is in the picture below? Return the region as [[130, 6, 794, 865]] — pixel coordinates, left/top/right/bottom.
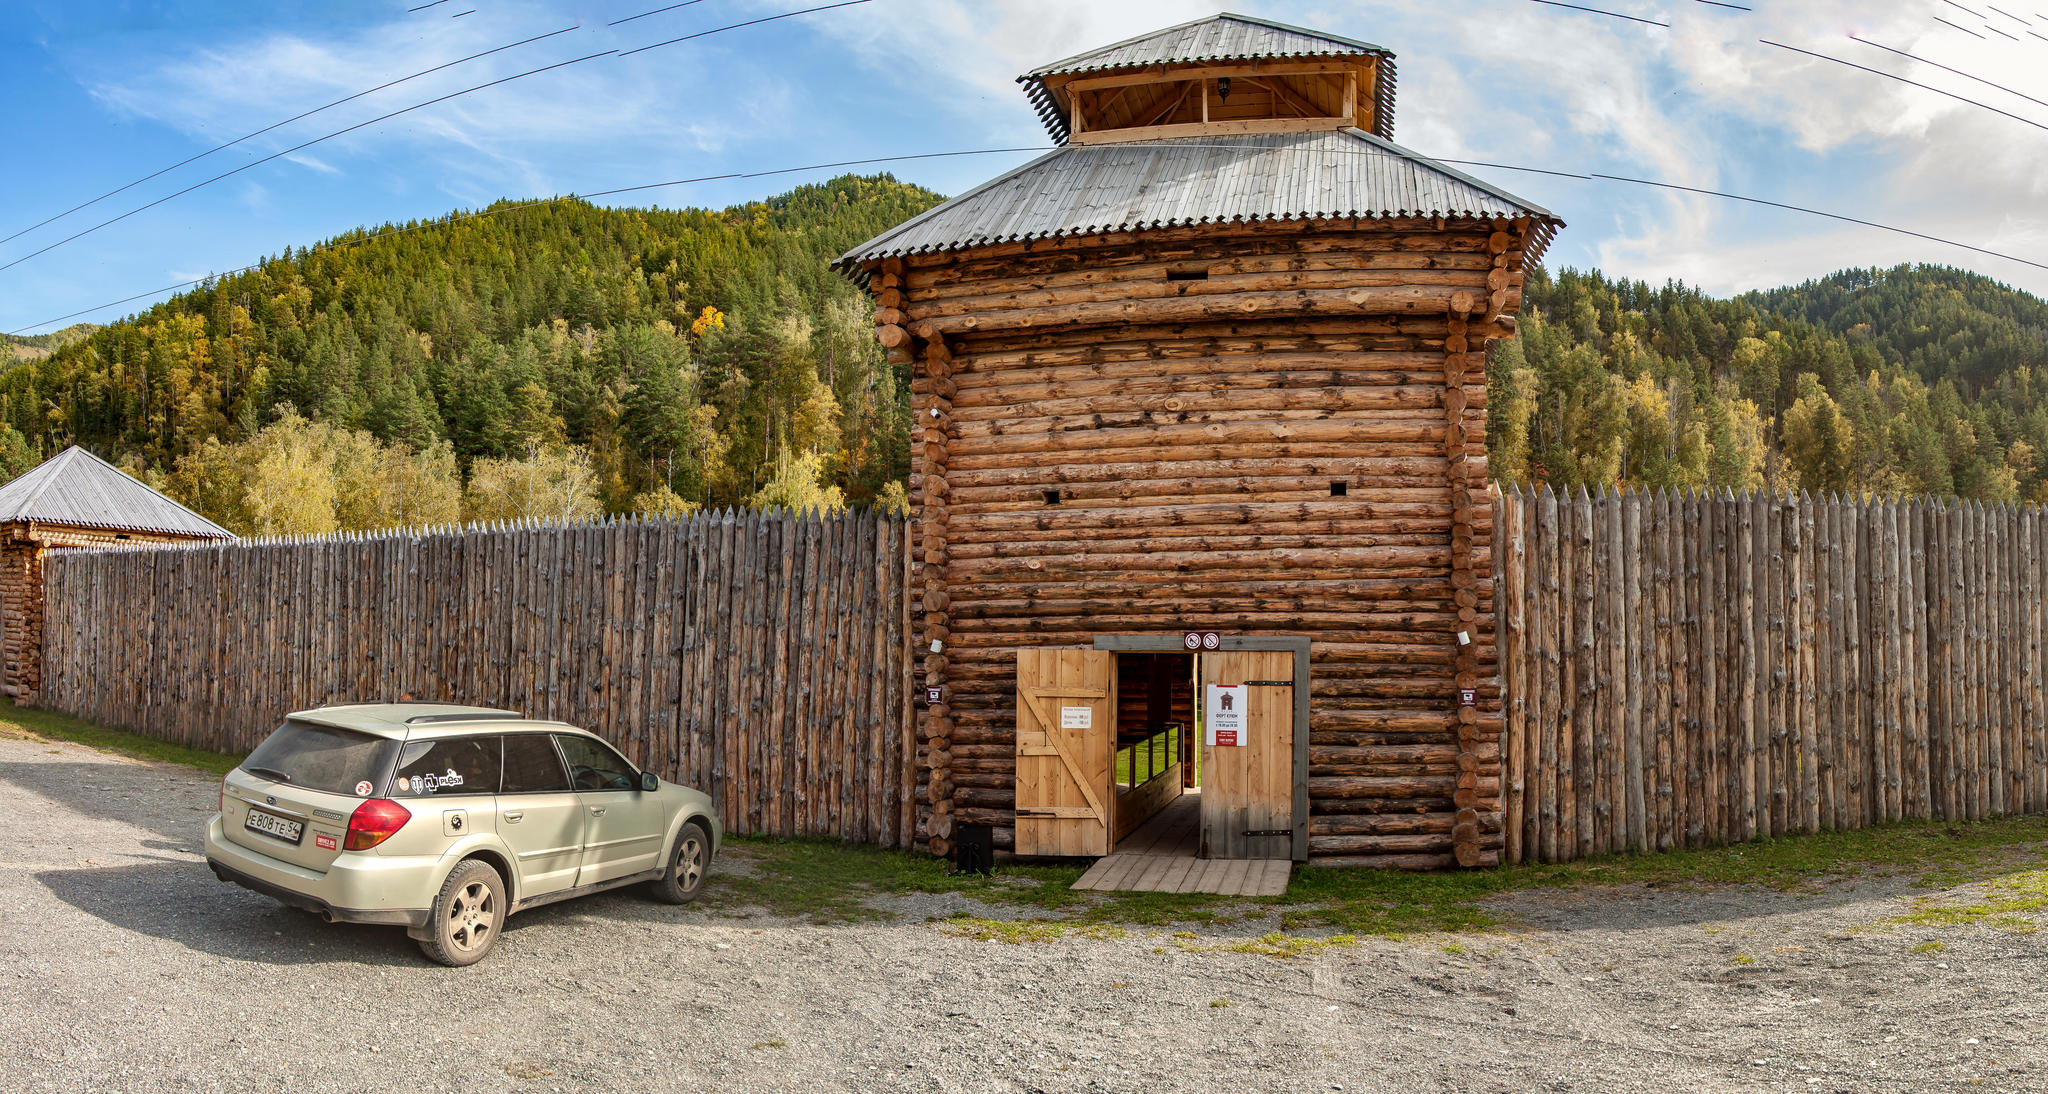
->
[[0, 761, 212, 845], [37, 858, 420, 966]]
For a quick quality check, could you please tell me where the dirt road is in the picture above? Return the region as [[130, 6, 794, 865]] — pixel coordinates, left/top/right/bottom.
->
[[2, 733, 2041, 1093]]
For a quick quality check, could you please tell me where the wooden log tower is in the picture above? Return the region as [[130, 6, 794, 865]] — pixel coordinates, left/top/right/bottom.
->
[[840, 13, 1562, 867]]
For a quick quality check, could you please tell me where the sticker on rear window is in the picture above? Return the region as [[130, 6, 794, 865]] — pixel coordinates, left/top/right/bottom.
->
[[409, 768, 465, 795], [315, 833, 337, 850], [353, 780, 373, 797]]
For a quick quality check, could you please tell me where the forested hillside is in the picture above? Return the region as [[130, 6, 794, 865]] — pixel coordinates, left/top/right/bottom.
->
[[1489, 264, 2048, 502], [5, 179, 2048, 535], [2, 324, 96, 363], [0, 176, 942, 533]]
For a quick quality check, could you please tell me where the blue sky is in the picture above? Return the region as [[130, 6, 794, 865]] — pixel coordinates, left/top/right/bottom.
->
[[5, 0, 2048, 335]]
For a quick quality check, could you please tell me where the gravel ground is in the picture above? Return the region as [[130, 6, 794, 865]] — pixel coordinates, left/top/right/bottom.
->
[[3, 732, 2046, 1093]]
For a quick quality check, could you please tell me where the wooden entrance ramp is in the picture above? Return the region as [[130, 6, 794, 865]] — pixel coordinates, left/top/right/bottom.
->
[[1069, 792, 1292, 896]]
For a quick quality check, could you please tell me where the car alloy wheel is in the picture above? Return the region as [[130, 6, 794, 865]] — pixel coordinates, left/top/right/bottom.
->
[[447, 880, 495, 955]]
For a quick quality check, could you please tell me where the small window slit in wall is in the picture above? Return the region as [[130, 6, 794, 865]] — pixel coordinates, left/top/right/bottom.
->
[[1329, 481, 1348, 497], [1166, 268, 1209, 282], [1043, 489, 1062, 506]]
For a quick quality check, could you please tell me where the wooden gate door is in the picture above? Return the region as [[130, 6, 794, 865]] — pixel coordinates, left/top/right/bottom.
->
[[1014, 649, 1116, 857], [1199, 650, 1296, 859]]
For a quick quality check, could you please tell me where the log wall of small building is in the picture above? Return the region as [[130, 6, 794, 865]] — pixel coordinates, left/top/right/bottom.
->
[[880, 218, 1529, 867], [3, 522, 221, 700]]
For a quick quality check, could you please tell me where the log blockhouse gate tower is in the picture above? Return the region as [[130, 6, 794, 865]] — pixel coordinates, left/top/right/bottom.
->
[[841, 13, 1562, 870]]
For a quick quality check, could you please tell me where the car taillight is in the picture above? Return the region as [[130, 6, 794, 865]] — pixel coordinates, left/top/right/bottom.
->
[[345, 799, 411, 851], [218, 776, 228, 815]]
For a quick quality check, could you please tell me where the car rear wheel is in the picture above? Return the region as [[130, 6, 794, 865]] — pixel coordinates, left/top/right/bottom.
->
[[650, 821, 710, 904], [419, 859, 505, 967]]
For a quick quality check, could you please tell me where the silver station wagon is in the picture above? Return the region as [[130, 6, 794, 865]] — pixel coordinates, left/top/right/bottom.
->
[[203, 703, 721, 966]]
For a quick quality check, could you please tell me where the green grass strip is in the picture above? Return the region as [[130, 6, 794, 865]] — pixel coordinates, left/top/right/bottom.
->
[[713, 814, 2048, 939], [13, 699, 2048, 941], [0, 699, 240, 776]]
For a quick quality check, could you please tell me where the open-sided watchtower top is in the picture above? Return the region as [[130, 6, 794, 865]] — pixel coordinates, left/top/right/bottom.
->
[[840, 13, 1559, 273], [1019, 12, 1397, 145]]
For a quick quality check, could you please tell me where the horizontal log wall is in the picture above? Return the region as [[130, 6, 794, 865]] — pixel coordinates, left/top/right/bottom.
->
[[884, 218, 1534, 866], [1497, 487, 2048, 864], [38, 511, 918, 848]]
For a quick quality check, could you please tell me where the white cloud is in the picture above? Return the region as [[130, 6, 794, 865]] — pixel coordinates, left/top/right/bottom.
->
[[807, 0, 2048, 294], [282, 153, 339, 175], [60, 0, 2048, 303], [84, 4, 773, 204]]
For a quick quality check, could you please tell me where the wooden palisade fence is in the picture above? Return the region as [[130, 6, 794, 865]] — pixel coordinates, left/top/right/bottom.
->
[[39, 511, 920, 848], [1496, 486, 2048, 864], [33, 489, 2048, 868]]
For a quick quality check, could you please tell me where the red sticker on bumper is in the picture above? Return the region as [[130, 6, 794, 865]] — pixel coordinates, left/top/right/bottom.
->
[[315, 834, 337, 850]]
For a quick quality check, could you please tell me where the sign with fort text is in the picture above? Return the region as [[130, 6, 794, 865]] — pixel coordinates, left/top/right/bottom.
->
[[1205, 684, 1246, 747]]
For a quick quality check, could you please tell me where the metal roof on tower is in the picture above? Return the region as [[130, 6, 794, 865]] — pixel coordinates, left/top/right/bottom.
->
[[1020, 12, 1398, 144], [0, 446, 235, 539], [838, 129, 1561, 269]]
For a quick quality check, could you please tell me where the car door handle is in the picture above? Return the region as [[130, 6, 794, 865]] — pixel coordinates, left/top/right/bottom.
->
[[503, 811, 524, 822], [589, 807, 607, 817]]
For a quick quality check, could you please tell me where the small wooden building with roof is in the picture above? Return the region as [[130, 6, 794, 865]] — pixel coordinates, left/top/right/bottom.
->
[[841, 13, 1560, 870], [0, 445, 234, 700]]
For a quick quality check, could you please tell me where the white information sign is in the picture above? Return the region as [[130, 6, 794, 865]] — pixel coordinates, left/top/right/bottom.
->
[[1060, 706, 1092, 730], [1206, 684, 1247, 747]]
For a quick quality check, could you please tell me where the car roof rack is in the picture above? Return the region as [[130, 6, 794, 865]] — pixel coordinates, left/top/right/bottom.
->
[[404, 712, 525, 725]]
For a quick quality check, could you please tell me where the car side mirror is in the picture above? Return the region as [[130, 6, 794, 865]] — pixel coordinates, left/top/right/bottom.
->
[[640, 771, 659, 793]]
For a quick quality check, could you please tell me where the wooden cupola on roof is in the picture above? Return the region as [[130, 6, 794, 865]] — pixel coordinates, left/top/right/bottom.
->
[[1020, 12, 1396, 145]]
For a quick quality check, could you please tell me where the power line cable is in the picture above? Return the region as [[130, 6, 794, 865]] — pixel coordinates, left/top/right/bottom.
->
[[1524, 0, 1667, 28], [618, 0, 876, 57], [15, 138, 2048, 335], [0, 24, 582, 247], [1759, 38, 2048, 135], [1934, 16, 1988, 38], [1158, 141, 2048, 275], [0, 48, 620, 276], [3, 146, 1047, 335], [1581, 170, 2048, 273], [0, 0, 883, 273], [609, 1, 710, 27], [1851, 34, 2048, 113]]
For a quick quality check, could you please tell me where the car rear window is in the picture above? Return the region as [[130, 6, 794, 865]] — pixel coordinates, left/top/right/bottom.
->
[[500, 733, 571, 793], [389, 736, 501, 797], [241, 720, 401, 796]]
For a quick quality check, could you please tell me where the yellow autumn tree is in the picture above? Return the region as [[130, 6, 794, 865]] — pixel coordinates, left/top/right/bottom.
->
[[168, 409, 462, 535], [747, 450, 845, 514], [465, 445, 604, 523]]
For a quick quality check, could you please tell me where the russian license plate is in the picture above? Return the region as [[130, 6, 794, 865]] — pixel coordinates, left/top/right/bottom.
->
[[244, 806, 304, 845]]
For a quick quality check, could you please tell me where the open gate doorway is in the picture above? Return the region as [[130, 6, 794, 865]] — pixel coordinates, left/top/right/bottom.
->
[[1015, 637, 1308, 888]]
